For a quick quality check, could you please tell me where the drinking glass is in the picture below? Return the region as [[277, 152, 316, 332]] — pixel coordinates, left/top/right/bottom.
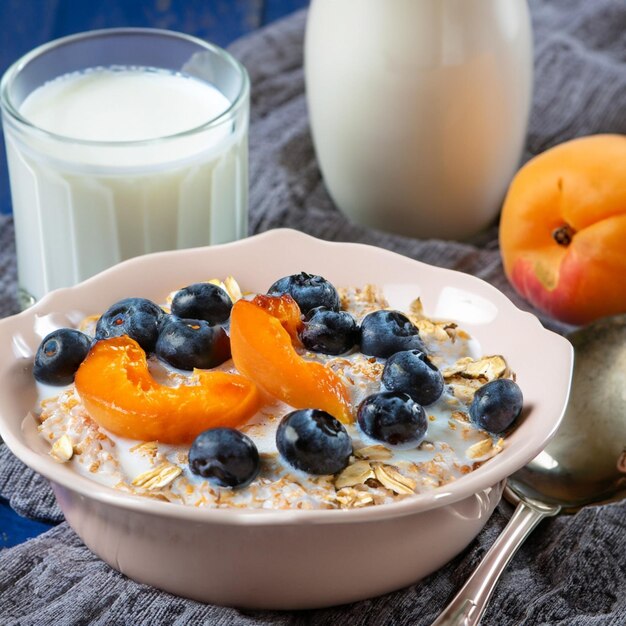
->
[[1, 28, 249, 307]]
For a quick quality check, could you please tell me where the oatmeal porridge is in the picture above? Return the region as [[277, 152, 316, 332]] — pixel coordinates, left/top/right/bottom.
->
[[34, 274, 523, 511]]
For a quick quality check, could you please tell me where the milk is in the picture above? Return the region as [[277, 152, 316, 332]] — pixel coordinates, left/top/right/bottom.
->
[[4, 66, 248, 303], [305, 0, 533, 240]]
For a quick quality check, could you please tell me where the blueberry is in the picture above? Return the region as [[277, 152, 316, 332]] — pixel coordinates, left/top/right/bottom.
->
[[357, 391, 427, 447], [268, 272, 340, 314], [171, 283, 232, 325], [95, 297, 164, 352], [382, 350, 444, 406], [469, 379, 523, 433], [300, 307, 360, 355], [33, 328, 92, 385], [276, 409, 352, 475], [360, 310, 426, 358], [189, 428, 260, 488], [155, 316, 230, 371]]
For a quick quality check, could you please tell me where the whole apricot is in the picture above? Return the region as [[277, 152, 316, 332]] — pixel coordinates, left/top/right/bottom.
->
[[499, 134, 626, 324]]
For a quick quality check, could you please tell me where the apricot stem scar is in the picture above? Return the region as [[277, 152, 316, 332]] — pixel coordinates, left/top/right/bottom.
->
[[552, 224, 576, 247]]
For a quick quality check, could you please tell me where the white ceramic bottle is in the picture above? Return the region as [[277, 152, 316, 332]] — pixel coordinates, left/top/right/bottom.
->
[[305, 0, 533, 240]]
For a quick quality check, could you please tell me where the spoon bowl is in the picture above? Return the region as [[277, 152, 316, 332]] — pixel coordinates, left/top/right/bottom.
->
[[512, 314, 626, 510], [433, 314, 626, 626]]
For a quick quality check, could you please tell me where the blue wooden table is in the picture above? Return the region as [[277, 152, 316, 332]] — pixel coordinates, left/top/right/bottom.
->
[[0, 497, 54, 548], [0, 0, 309, 549]]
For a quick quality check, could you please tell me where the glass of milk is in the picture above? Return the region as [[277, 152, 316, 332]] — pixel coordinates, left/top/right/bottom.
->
[[0, 28, 249, 307]]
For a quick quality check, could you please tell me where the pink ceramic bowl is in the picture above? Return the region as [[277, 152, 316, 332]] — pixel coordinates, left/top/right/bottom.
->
[[0, 229, 572, 609]]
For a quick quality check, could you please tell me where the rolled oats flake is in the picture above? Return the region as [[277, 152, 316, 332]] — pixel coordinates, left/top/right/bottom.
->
[[373, 464, 416, 495], [335, 487, 375, 509], [410, 297, 424, 317], [130, 441, 159, 457], [451, 411, 469, 423], [132, 463, 182, 490], [353, 445, 393, 461], [416, 319, 452, 343], [335, 461, 375, 489], [50, 434, 74, 462], [466, 438, 495, 460]]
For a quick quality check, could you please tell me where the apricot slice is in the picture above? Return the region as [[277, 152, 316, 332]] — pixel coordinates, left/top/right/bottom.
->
[[250, 293, 303, 344], [74, 336, 259, 444], [230, 296, 353, 423]]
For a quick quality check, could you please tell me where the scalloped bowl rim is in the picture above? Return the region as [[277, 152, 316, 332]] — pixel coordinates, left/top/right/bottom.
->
[[0, 228, 573, 526]]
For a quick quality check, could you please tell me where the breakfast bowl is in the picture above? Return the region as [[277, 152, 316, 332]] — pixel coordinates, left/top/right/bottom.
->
[[0, 229, 573, 609]]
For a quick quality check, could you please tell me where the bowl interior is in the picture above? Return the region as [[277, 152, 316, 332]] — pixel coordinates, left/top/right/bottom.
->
[[0, 229, 573, 523]]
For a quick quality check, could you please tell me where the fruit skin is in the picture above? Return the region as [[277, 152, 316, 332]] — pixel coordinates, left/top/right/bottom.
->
[[300, 307, 360, 355], [276, 409, 352, 475], [95, 297, 164, 352], [230, 296, 353, 423], [360, 310, 426, 358], [171, 283, 232, 325], [74, 336, 259, 444], [250, 294, 303, 344], [33, 328, 92, 385], [189, 428, 260, 488], [500, 134, 626, 324], [155, 316, 231, 370], [268, 272, 340, 314], [469, 378, 523, 434], [382, 350, 444, 406], [357, 391, 427, 447]]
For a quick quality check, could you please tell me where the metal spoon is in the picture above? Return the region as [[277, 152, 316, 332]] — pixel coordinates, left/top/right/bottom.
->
[[432, 315, 626, 626]]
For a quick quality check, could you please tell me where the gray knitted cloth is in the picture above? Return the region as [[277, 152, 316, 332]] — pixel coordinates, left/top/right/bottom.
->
[[1, 1, 625, 624]]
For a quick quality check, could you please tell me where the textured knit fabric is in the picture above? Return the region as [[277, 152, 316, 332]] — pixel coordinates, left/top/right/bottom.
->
[[1, 1, 625, 624]]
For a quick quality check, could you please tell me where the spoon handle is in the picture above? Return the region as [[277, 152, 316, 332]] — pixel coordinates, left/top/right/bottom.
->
[[431, 499, 560, 626]]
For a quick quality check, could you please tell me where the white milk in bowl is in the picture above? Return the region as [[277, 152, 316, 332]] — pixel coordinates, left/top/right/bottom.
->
[[3, 61, 248, 305]]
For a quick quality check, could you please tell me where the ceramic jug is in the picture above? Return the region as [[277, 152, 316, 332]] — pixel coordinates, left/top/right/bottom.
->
[[305, 0, 532, 240]]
